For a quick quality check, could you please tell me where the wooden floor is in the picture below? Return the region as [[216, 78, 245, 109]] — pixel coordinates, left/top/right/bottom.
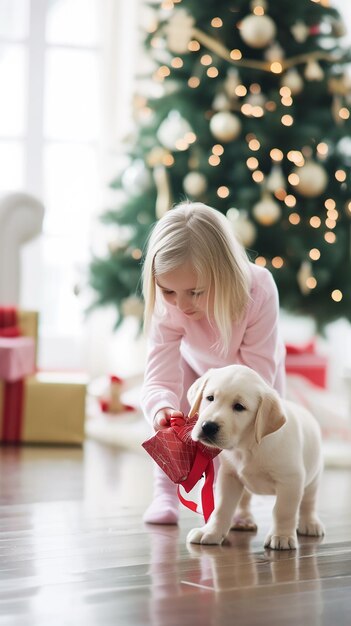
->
[[0, 440, 351, 626]]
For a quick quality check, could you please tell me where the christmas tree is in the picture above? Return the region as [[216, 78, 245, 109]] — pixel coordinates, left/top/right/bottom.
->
[[89, 0, 351, 328]]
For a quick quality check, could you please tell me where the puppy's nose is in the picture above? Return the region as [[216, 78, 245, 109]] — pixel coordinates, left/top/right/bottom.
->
[[201, 421, 219, 438]]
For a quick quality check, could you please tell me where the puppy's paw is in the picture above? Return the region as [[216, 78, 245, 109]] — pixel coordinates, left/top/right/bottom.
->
[[297, 517, 325, 537], [187, 527, 224, 545], [231, 513, 257, 532], [264, 532, 297, 550]]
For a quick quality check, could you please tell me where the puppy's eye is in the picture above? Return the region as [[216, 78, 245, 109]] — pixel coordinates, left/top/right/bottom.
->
[[233, 403, 246, 412], [206, 395, 214, 402]]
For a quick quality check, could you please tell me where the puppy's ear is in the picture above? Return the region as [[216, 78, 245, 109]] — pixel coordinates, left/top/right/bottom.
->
[[255, 391, 286, 444], [187, 372, 210, 418]]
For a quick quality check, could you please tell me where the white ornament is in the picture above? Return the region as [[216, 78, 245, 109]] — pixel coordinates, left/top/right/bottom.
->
[[331, 18, 347, 38], [304, 60, 324, 81], [328, 74, 351, 97], [183, 172, 207, 197], [281, 69, 304, 95], [253, 192, 281, 226], [121, 296, 144, 319], [246, 93, 266, 107], [227, 208, 257, 247], [264, 42, 284, 62], [164, 9, 195, 54], [332, 95, 343, 125], [250, 0, 268, 9], [266, 165, 285, 192], [212, 93, 231, 111], [210, 111, 241, 142], [224, 69, 241, 97], [157, 110, 193, 150], [297, 261, 313, 295], [122, 159, 152, 196], [291, 21, 309, 43], [240, 14, 277, 49], [294, 161, 328, 197]]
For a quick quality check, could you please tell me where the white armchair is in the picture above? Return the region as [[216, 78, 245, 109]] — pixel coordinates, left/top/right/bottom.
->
[[0, 192, 45, 305]]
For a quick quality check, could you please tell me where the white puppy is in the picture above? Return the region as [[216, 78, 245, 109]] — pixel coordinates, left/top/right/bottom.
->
[[187, 364, 325, 550]]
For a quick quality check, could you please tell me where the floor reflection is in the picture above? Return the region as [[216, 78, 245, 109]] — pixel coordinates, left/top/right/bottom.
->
[[146, 523, 325, 626]]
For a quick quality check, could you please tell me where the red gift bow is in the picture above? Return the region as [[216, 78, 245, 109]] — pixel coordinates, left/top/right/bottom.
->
[[285, 340, 316, 355], [99, 374, 136, 414], [142, 414, 221, 522]]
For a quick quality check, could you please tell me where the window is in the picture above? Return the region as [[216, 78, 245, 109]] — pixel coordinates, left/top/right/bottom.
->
[[0, 0, 111, 369]]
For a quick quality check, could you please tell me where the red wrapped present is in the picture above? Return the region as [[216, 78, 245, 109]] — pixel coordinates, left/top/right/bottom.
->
[[285, 339, 328, 388], [142, 414, 221, 522]]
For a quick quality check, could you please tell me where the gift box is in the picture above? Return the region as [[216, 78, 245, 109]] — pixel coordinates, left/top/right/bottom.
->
[[142, 415, 221, 521], [285, 340, 328, 389], [0, 337, 36, 382], [18, 310, 39, 359], [0, 372, 87, 444]]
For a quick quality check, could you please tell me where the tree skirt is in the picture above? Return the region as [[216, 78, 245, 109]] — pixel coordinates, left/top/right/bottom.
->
[[286, 374, 351, 468], [86, 374, 351, 467]]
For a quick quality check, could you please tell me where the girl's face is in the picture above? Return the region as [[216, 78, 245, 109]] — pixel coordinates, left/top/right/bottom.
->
[[156, 262, 211, 320]]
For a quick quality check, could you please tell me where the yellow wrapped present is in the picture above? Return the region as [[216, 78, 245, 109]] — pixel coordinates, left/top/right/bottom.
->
[[18, 310, 39, 359], [0, 372, 87, 445]]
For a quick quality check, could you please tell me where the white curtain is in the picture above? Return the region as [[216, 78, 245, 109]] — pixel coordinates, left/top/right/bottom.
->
[[84, 0, 147, 379]]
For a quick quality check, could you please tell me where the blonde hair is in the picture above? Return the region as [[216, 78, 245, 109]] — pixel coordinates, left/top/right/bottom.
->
[[142, 202, 251, 353]]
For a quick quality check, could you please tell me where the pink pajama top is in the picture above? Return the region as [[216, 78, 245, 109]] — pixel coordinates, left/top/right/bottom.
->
[[141, 263, 286, 424]]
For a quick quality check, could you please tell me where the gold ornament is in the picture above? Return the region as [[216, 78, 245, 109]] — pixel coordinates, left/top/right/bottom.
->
[[304, 60, 324, 81], [153, 164, 172, 218], [297, 261, 314, 295], [121, 296, 144, 319], [227, 208, 257, 247], [266, 165, 286, 192], [291, 22, 309, 43], [157, 110, 193, 151], [332, 96, 344, 125], [164, 9, 195, 54], [328, 75, 351, 96], [281, 69, 303, 95], [210, 111, 241, 142], [224, 68, 241, 96], [250, 0, 268, 9], [212, 93, 231, 111], [294, 161, 328, 198], [239, 14, 277, 49], [122, 160, 152, 196], [183, 172, 208, 197], [147, 146, 169, 167], [330, 18, 347, 38], [253, 192, 281, 225], [265, 42, 284, 62]]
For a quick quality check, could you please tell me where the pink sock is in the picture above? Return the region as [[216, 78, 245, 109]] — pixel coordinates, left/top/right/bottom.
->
[[143, 464, 179, 525]]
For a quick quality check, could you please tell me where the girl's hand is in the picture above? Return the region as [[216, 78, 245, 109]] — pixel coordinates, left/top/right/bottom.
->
[[153, 408, 184, 431]]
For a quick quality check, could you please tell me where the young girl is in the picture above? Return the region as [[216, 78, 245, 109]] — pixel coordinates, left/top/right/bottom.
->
[[141, 201, 286, 524]]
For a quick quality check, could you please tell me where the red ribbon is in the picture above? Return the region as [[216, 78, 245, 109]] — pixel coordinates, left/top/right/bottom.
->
[[170, 415, 219, 523], [177, 452, 216, 523], [1, 380, 25, 443], [0, 307, 25, 443]]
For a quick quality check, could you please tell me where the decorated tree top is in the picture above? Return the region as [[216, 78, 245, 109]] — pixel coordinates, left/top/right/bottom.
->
[[89, 0, 351, 328]]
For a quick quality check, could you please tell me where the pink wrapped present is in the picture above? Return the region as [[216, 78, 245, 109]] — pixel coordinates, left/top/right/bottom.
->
[[0, 337, 36, 382], [142, 414, 221, 521]]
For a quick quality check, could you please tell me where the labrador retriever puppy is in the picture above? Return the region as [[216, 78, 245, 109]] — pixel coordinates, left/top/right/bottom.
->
[[186, 364, 325, 550]]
